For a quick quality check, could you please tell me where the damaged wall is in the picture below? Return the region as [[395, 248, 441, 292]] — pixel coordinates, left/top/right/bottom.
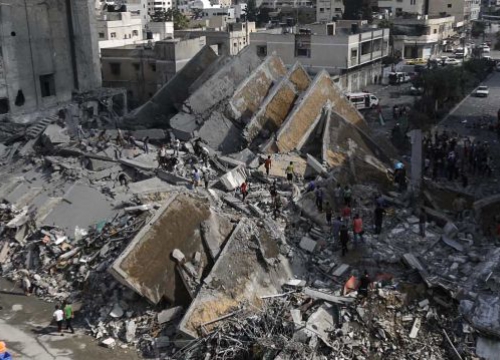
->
[[244, 62, 311, 144], [228, 55, 287, 122]]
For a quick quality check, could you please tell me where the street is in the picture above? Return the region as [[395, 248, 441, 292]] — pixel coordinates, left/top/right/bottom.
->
[[0, 278, 142, 360]]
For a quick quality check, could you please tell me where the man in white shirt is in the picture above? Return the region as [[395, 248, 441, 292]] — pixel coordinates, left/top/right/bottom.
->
[[53, 305, 64, 334]]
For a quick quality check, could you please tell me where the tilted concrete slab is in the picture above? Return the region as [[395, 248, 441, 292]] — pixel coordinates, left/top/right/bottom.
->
[[244, 62, 311, 144], [182, 47, 262, 116], [321, 110, 392, 187], [275, 70, 369, 153], [109, 193, 212, 304], [197, 111, 242, 154], [123, 46, 218, 128], [178, 219, 294, 339], [229, 54, 287, 121]]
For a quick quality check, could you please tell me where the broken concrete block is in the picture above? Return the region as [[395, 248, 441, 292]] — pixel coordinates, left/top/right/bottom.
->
[[109, 303, 124, 318], [156, 336, 170, 348], [172, 249, 186, 264], [125, 320, 136, 343], [442, 236, 464, 252], [219, 165, 247, 191], [285, 279, 306, 288], [42, 124, 70, 147], [101, 337, 116, 348], [306, 154, 327, 176], [332, 264, 350, 277], [409, 318, 421, 338], [402, 254, 425, 272], [305, 304, 336, 344], [157, 306, 184, 324], [290, 309, 302, 328], [443, 222, 458, 238], [418, 299, 429, 308], [304, 287, 355, 304], [299, 237, 317, 253]]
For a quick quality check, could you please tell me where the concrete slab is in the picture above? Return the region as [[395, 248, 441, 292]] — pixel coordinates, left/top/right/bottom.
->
[[200, 211, 235, 260], [219, 165, 248, 191], [42, 124, 70, 146], [109, 194, 212, 304], [178, 219, 294, 338], [169, 112, 199, 142], [476, 337, 500, 360], [299, 236, 317, 253], [197, 111, 242, 154]]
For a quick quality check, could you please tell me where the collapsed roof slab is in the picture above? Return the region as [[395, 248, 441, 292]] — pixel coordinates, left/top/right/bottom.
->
[[123, 46, 218, 128], [228, 54, 287, 122], [109, 193, 212, 304], [178, 219, 295, 339], [275, 70, 370, 153], [322, 110, 392, 187], [182, 47, 262, 117], [244, 62, 311, 144]]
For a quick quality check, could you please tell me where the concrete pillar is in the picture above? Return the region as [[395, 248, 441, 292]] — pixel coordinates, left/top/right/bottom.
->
[[410, 129, 423, 191]]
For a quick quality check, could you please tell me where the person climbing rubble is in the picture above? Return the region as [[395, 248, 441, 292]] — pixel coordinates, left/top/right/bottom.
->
[[173, 138, 181, 157], [352, 213, 364, 247], [374, 204, 386, 235], [192, 168, 201, 188], [343, 185, 352, 206], [324, 201, 332, 225], [264, 155, 272, 177], [340, 224, 350, 256], [358, 270, 372, 298], [285, 161, 294, 183], [240, 181, 249, 202], [332, 216, 342, 242], [158, 144, 167, 169]]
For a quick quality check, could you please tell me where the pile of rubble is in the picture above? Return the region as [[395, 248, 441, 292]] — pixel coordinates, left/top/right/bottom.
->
[[1, 47, 500, 360]]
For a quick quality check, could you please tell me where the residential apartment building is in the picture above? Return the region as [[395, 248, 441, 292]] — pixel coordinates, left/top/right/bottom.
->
[[101, 37, 207, 107], [148, 0, 174, 14], [250, 24, 390, 91], [428, 0, 480, 24], [316, 0, 344, 22], [391, 15, 456, 58], [127, 0, 149, 23], [261, 0, 314, 9], [0, 0, 101, 120], [176, 22, 256, 55], [378, 0, 427, 16], [97, 11, 144, 49]]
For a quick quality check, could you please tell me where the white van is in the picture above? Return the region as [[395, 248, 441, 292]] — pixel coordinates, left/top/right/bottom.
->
[[346, 92, 379, 110]]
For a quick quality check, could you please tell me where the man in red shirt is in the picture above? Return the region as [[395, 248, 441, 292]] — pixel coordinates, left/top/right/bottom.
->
[[341, 205, 351, 220], [240, 181, 249, 202], [353, 213, 363, 247], [264, 156, 272, 177]]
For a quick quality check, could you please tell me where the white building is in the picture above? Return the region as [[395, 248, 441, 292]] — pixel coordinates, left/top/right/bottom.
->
[[316, 0, 344, 22], [126, 0, 149, 23], [97, 11, 144, 49], [147, 0, 173, 14], [377, 0, 426, 16]]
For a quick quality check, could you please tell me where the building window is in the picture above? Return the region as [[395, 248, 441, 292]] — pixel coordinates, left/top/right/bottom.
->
[[319, 7, 324, 12], [40, 74, 56, 97], [256, 45, 267, 57], [410, 0, 416, 4], [110, 63, 121, 75], [433, 29, 437, 34], [361, 41, 371, 55], [447, 3, 452, 7], [132, 63, 140, 71], [111, 32, 117, 38], [132, 30, 139, 36], [351, 48, 358, 58], [99, 32, 105, 38], [0, 98, 9, 114], [150, 63, 156, 72]]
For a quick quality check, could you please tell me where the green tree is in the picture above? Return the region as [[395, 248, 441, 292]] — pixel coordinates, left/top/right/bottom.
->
[[343, 0, 372, 20], [244, 0, 259, 22], [150, 9, 189, 30], [471, 21, 486, 38], [377, 19, 393, 29]]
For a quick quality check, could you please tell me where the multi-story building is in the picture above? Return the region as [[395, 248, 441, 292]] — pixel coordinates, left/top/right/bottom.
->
[[176, 22, 256, 55], [316, 0, 344, 22], [97, 11, 144, 49], [428, 0, 480, 24], [0, 0, 101, 120], [250, 23, 390, 91], [148, 0, 174, 15], [377, 0, 427, 16], [127, 0, 150, 23], [101, 36, 207, 107], [391, 15, 456, 58]]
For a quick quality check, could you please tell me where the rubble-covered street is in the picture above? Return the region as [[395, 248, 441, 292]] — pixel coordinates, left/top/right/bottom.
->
[[2, 48, 500, 360]]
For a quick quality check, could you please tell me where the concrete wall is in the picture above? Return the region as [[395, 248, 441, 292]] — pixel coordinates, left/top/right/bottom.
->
[[0, 0, 100, 120], [316, 0, 344, 22], [183, 47, 262, 116], [378, 0, 426, 14], [97, 12, 143, 42], [244, 62, 311, 143], [229, 55, 287, 121]]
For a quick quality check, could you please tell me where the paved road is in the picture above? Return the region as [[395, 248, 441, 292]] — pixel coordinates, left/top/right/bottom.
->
[[0, 278, 142, 360]]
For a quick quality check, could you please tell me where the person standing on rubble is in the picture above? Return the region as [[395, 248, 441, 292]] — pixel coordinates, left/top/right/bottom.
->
[[203, 170, 210, 189], [285, 162, 294, 183], [62, 300, 74, 334], [334, 183, 343, 207], [270, 180, 278, 199], [332, 216, 342, 242], [324, 201, 333, 225], [343, 186, 352, 206], [264, 156, 272, 177], [352, 214, 364, 247], [158, 145, 167, 169], [358, 270, 372, 298], [173, 138, 181, 157], [143, 136, 150, 154], [240, 181, 249, 202], [192, 168, 201, 188], [315, 187, 324, 212], [340, 224, 349, 256], [374, 205, 386, 235], [341, 203, 351, 222], [273, 195, 282, 219]]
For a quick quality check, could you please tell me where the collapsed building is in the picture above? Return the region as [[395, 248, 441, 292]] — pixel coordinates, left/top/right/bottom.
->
[[1, 43, 500, 360]]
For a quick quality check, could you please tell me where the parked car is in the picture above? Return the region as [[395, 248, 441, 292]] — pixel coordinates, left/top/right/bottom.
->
[[388, 72, 411, 85], [346, 92, 380, 110], [409, 86, 424, 95], [445, 58, 460, 66], [475, 85, 489, 97], [406, 58, 427, 65], [482, 46, 491, 53]]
